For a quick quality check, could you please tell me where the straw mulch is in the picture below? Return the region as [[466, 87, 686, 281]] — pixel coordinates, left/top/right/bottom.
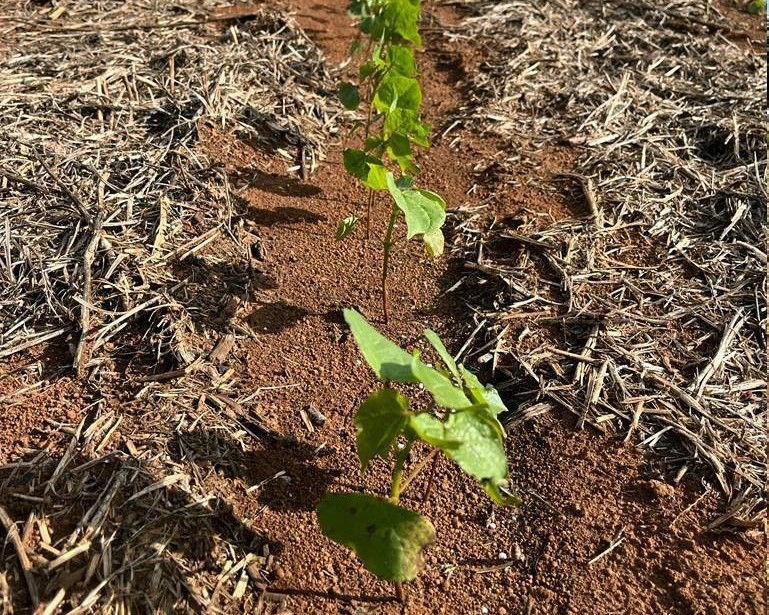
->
[[447, 0, 766, 528], [0, 1, 341, 612], [0, 0, 340, 371]]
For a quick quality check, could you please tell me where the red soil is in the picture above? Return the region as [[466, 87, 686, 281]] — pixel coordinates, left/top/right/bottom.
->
[[0, 1, 764, 614]]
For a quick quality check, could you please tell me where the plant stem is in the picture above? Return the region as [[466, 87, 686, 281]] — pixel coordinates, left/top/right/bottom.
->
[[399, 448, 439, 496], [395, 582, 405, 603], [389, 439, 414, 503], [420, 448, 440, 505], [366, 188, 374, 240], [362, 75, 375, 240], [381, 203, 398, 324]]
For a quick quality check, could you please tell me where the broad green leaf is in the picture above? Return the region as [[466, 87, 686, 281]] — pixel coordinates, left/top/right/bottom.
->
[[344, 148, 370, 178], [459, 365, 508, 416], [409, 409, 517, 505], [747, 0, 765, 14], [442, 407, 507, 484], [343, 149, 387, 191], [379, 0, 422, 46], [336, 215, 360, 241], [366, 163, 388, 190], [359, 60, 377, 80], [364, 136, 384, 153], [416, 189, 446, 210], [339, 82, 361, 110], [384, 109, 430, 145], [317, 493, 435, 582], [387, 45, 417, 76], [411, 356, 471, 409], [386, 133, 415, 173], [395, 175, 414, 190], [386, 173, 446, 240], [408, 413, 460, 449], [374, 75, 422, 113], [344, 309, 418, 383], [423, 329, 459, 380], [355, 389, 411, 470]]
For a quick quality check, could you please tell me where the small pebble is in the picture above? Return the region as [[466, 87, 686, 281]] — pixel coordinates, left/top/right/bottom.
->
[[481, 607, 489, 614], [498, 552, 508, 560]]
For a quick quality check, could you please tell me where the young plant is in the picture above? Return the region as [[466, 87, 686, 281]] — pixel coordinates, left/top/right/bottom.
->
[[336, 0, 445, 322], [317, 310, 519, 587]]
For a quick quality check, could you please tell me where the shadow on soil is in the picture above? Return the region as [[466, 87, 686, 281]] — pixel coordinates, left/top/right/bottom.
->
[[245, 204, 326, 226], [172, 427, 341, 513], [267, 586, 399, 604], [236, 167, 322, 198], [246, 300, 311, 334]]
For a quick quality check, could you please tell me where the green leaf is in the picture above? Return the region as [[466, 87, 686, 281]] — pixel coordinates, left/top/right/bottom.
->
[[383, 109, 430, 145], [410, 406, 512, 504], [344, 309, 418, 383], [366, 163, 388, 190], [339, 82, 361, 110], [317, 493, 435, 582], [364, 136, 384, 153], [374, 75, 422, 113], [345, 309, 470, 408], [423, 329, 459, 380], [359, 60, 377, 80], [409, 408, 516, 505], [408, 413, 461, 449], [343, 149, 387, 191], [344, 148, 369, 178], [386, 173, 446, 240], [459, 365, 508, 416], [355, 389, 411, 470], [415, 189, 446, 210], [442, 407, 507, 483], [336, 215, 360, 241], [411, 356, 471, 409], [378, 0, 422, 46], [385, 133, 415, 173], [387, 45, 417, 76], [747, 0, 765, 14]]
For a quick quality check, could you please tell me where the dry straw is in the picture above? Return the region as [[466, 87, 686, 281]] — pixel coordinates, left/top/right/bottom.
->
[[448, 0, 766, 527]]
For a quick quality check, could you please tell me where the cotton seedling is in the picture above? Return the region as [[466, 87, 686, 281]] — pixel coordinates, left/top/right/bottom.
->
[[317, 310, 519, 592], [336, 0, 446, 322]]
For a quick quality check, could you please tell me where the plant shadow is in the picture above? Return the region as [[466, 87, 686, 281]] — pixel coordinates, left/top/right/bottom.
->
[[233, 166, 322, 198], [246, 300, 310, 334], [244, 204, 327, 227], [171, 426, 341, 513]]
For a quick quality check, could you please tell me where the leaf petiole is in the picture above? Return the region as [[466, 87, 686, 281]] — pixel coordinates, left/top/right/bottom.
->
[[389, 437, 414, 503], [398, 447, 439, 496]]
